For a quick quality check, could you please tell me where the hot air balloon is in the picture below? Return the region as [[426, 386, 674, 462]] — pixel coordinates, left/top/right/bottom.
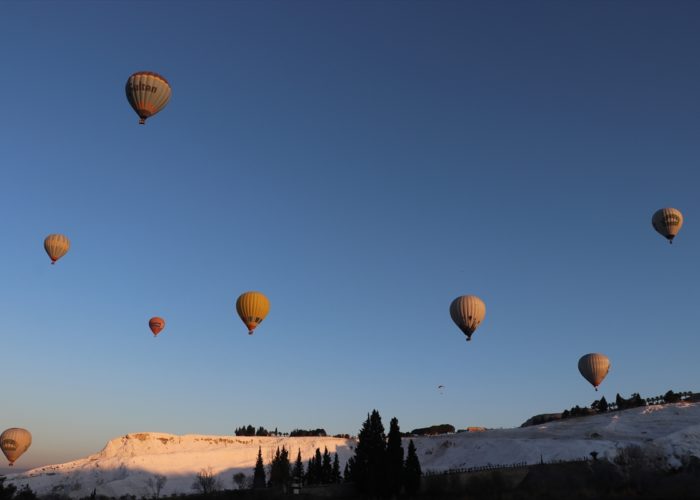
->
[[44, 234, 70, 264], [149, 317, 166, 337], [652, 208, 683, 244], [236, 291, 270, 335], [0, 428, 32, 466], [125, 72, 172, 125], [578, 353, 610, 391], [450, 295, 486, 341]]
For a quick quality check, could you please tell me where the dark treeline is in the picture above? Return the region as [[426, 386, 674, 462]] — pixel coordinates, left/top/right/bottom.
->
[[234, 426, 283, 437], [345, 411, 422, 497], [407, 424, 456, 436], [288, 429, 327, 437], [563, 389, 694, 420], [0, 478, 37, 500], [233, 426, 348, 438], [239, 410, 421, 498], [522, 389, 696, 427]]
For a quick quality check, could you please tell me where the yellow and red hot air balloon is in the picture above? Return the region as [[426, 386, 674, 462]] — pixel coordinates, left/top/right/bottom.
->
[[149, 317, 166, 337], [652, 208, 683, 244], [450, 295, 486, 342], [578, 353, 610, 391], [236, 292, 270, 335], [0, 428, 32, 466], [125, 72, 172, 125], [44, 234, 70, 264]]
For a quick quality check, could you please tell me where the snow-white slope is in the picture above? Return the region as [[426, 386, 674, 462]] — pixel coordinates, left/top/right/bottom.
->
[[7, 403, 700, 498]]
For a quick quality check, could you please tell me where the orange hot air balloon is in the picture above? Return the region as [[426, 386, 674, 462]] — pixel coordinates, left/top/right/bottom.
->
[[0, 428, 31, 466], [578, 353, 611, 391], [236, 291, 270, 335], [44, 234, 70, 264], [125, 72, 172, 125], [149, 317, 166, 337], [450, 295, 486, 342], [652, 208, 683, 244]]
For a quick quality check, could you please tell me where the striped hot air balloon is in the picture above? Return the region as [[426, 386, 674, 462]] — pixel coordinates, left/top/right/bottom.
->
[[0, 428, 32, 466], [125, 72, 172, 125], [578, 353, 610, 391], [149, 317, 166, 337], [450, 295, 486, 342], [44, 234, 70, 264], [236, 292, 270, 335], [652, 208, 683, 244]]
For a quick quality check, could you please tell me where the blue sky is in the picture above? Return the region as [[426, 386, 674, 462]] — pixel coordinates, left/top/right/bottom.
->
[[1, 1, 699, 468]]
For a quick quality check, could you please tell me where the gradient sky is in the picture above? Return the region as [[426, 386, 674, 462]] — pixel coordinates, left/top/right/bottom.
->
[[1, 1, 699, 469]]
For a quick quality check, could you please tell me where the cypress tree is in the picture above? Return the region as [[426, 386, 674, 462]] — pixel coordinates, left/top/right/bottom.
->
[[269, 447, 281, 487], [314, 448, 324, 483], [269, 446, 291, 488], [404, 439, 422, 495], [321, 447, 332, 484], [351, 409, 386, 495], [253, 446, 266, 489], [344, 458, 353, 483], [279, 446, 291, 486], [306, 457, 316, 485], [386, 417, 404, 496], [332, 453, 341, 483], [292, 449, 304, 483]]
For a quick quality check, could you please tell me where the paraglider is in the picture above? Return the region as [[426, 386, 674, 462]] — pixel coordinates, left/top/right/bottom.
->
[[0, 428, 31, 466], [236, 291, 270, 335], [437, 385, 445, 395], [652, 208, 683, 244], [578, 353, 610, 391], [149, 317, 166, 337], [450, 295, 486, 341], [44, 234, 70, 264], [125, 72, 172, 125]]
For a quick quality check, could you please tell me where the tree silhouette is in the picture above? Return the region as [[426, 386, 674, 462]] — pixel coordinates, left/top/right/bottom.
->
[[292, 449, 304, 483], [253, 446, 266, 489], [349, 409, 386, 495], [404, 439, 422, 495], [386, 417, 404, 496]]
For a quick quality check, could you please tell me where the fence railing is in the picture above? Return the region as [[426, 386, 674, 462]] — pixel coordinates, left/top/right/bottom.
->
[[423, 456, 592, 477]]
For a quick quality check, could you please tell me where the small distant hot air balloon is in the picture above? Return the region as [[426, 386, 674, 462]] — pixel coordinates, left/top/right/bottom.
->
[[450, 295, 486, 341], [149, 317, 166, 337], [236, 291, 270, 335], [0, 428, 32, 466], [125, 72, 172, 125], [578, 353, 610, 391], [652, 208, 683, 244], [44, 234, 70, 264]]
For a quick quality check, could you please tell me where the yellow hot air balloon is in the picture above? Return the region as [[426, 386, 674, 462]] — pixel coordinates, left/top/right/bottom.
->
[[44, 234, 70, 264], [652, 208, 683, 244], [236, 291, 270, 335], [125, 72, 172, 125], [0, 428, 32, 466], [450, 295, 486, 342], [578, 353, 610, 391]]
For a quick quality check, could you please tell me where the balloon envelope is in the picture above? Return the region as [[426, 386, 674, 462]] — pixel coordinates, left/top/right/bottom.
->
[[652, 208, 683, 243], [149, 317, 166, 336], [578, 353, 610, 390], [0, 428, 32, 466], [125, 72, 172, 125], [450, 295, 486, 341], [236, 291, 270, 334], [44, 234, 70, 264]]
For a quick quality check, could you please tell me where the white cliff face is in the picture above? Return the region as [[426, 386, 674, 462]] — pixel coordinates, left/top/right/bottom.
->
[[7, 403, 700, 498]]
